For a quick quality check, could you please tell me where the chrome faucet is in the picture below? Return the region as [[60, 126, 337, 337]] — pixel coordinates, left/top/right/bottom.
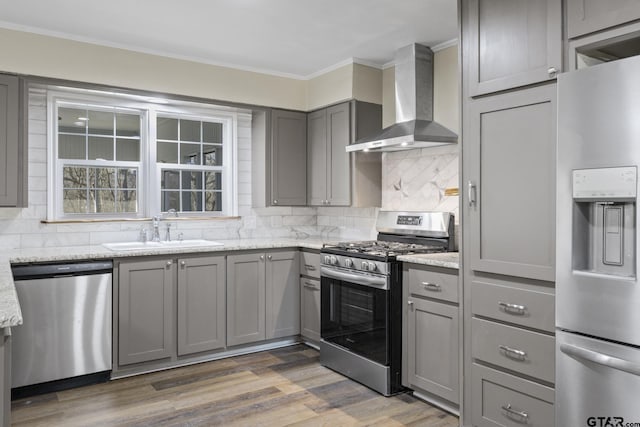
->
[[152, 209, 179, 242], [151, 215, 162, 242]]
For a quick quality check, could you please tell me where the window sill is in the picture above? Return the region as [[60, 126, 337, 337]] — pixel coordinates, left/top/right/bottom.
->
[[41, 216, 241, 224]]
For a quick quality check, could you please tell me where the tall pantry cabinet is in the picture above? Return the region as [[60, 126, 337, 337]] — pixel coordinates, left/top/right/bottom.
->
[[459, 0, 560, 425]]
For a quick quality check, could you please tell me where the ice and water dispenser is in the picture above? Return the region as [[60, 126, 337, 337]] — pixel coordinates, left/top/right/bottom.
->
[[572, 166, 636, 277]]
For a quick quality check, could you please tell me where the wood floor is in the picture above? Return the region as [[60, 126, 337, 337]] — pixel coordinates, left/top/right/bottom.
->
[[11, 344, 459, 426]]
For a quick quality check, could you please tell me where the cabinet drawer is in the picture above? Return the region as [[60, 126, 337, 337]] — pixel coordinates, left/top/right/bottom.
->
[[472, 363, 554, 427], [300, 251, 320, 278], [407, 267, 458, 303], [472, 318, 555, 384], [471, 280, 554, 332]]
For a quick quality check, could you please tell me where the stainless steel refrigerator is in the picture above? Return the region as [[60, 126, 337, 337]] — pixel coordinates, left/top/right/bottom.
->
[[557, 55, 640, 426]]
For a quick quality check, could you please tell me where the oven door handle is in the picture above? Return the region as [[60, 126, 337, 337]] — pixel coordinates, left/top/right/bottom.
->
[[321, 266, 389, 290], [560, 343, 640, 377]]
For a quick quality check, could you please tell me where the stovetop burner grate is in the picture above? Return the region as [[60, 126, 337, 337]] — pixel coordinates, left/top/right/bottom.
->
[[324, 240, 446, 257]]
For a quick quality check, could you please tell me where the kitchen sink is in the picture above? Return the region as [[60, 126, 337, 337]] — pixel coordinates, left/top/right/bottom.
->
[[102, 239, 224, 251]]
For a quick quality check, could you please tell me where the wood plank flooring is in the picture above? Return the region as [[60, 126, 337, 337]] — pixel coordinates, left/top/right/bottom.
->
[[11, 344, 459, 426]]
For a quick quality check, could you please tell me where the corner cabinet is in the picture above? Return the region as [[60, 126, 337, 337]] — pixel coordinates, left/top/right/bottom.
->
[[466, 0, 562, 96], [0, 74, 27, 207], [227, 250, 299, 347], [270, 109, 307, 206], [567, 0, 640, 38]]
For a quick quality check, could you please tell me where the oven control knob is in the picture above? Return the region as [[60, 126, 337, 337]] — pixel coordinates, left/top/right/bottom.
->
[[330, 255, 338, 265], [324, 255, 331, 264], [367, 262, 377, 272], [361, 261, 369, 271], [344, 258, 353, 268]]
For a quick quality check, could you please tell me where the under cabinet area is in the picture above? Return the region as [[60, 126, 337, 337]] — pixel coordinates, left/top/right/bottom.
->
[[299, 250, 321, 342], [402, 264, 460, 412]]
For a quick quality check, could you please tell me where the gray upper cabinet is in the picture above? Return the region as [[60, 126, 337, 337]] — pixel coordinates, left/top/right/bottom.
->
[[177, 256, 226, 356], [466, 0, 562, 96], [119, 259, 175, 366], [270, 109, 307, 206], [226, 253, 266, 346], [307, 102, 351, 206], [265, 250, 300, 339], [0, 74, 26, 207], [567, 0, 640, 39], [466, 84, 556, 282]]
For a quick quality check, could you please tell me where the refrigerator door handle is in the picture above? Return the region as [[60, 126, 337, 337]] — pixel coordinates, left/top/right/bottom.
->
[[560, 343, 640, 377]]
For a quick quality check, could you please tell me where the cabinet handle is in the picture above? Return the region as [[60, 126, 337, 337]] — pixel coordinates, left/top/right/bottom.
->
[[499, 345, 527, 361], [304, 264, 317, 271], [260, 255, 265, 261], [498, 301, 527, 315], [304, 281, 319, 289], [166, 260, 173, 268], [407, 300, 414, 308], [421, 282, 441, 292], [268, 255, 272, 260], [273, 200, 278, 205], [468, 181, 477, 207], [548, 67, 558, 78], [501, 404, 529, 423], [180, 261, 186, 268]]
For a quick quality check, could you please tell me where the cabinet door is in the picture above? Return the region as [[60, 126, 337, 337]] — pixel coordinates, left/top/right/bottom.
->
[[407, 298, 459, 404], [0, 74, 20, 207], [119, 259, 174, 365], [327, 103, 351, 206], [227, 253, 266, 346], [466, 84, 556, 282], [177, 256, 226, 356], [307, 108, 328, 206], [271, 109, 307, 206], [1, 330, 9, 427], [266, 250, 300, 339], [567, 0, 640, 38], [300, 277, 321, 341], [466, 0, 562, 96]]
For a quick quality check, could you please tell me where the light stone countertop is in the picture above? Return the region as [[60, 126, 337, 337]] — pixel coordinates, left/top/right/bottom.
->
[[397, 252, 460, 270], [0, 237, 331, 329]]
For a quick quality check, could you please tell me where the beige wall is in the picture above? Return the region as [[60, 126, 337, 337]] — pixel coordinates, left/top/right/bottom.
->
[[381, 44, 459, 131], [306, 64, 353, 111], [352, 64, 382, 106], [0, 28, 308, 110]]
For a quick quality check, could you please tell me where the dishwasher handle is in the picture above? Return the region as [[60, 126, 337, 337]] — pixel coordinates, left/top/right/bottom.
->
[[12, 261, 113, 280]]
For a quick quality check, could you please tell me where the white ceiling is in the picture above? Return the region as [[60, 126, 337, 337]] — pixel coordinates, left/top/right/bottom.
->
[[0, 0, 457, 79]]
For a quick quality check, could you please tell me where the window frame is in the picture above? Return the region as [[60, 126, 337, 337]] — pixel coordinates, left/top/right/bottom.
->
[[47, 89, 239, 220]]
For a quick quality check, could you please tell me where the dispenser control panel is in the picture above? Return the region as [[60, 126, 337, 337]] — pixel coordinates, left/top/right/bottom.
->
[[573, 166, 637, 200]]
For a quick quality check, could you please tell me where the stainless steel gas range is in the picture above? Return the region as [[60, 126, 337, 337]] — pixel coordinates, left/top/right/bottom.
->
[[319, 211, 455, 396]]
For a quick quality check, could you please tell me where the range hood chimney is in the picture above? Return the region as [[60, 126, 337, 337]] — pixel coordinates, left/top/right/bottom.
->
[[346, 43, 457, 153]]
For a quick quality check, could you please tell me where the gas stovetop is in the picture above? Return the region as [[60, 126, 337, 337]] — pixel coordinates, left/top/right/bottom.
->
[[322, 239, 447, 260]]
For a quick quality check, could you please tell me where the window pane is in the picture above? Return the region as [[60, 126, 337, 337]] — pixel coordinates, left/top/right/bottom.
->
[[157, 117, 178, 140], [116, 138, 140, 161], [58, 107, 87, 134], [161, 191, 180, 211], [117, 190, 137, 213], [90, 167, 116, 189], [157, 141, 178, 163], [205, 191, 222, 212], [116, 113, 140, 137], [203, 145, 223, 166], [117, 168, 137, 189], [180, 143, 201, 165], [88, 110, 114, 136], [88, 136, 114, 160], [182, 190, 202, 212], [203, 122, 223, 144], [180, 120, 201, 142], [205, 172, 221, 190], [59, 134, 86, 159], [89, 189, 116, 213], [63, 167, 87, 188], [63, 189, 88, 213], [181, 171, 203, 191], [161, 170, 180, 189]]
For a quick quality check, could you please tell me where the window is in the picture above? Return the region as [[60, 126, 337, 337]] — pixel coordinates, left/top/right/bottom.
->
[[48, 90, 238, 220]]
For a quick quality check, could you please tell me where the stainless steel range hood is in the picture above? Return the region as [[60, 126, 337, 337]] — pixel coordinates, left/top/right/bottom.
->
[[346, 44, 457, 153]]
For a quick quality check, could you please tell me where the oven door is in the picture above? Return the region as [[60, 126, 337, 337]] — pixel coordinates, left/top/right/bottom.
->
[[320, 266, 390, 366]]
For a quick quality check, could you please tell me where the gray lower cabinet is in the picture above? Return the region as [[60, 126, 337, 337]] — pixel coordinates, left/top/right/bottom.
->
[[0, 74, 27, 207], [119, 258, 174, 365], [464, 0, 562, 96], [567, 0, 640, 38], [1, 328, 10, 427], [177, 256, 226, 356], [227, 250, 300, 346], [403, 265, 460, 408], [300, 277, 320, 341], [270, 109, 307, 206]]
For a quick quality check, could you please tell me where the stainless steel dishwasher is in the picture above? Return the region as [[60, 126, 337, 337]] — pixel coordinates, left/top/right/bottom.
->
[[11, 261, 113, 394]]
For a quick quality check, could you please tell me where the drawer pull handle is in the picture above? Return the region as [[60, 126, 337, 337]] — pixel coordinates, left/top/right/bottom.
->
[[498, 301, 526, 315], [421, 282, 442, 291], [304, 264, 317, 271], [501, 404, 529, 423], [499, 345, 527, 360], [303, 282, 319, 289]]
